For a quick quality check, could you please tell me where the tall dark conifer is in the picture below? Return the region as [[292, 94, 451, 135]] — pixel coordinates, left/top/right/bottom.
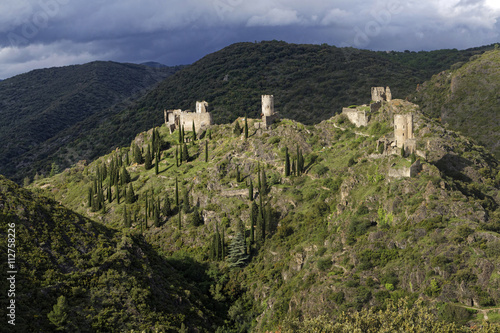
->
[[244, 115, 248, 139], [248, 179, 253, 201], [175, 177, 179, 208], [205, 140, 208, 162], [285, 146, 290, 176]]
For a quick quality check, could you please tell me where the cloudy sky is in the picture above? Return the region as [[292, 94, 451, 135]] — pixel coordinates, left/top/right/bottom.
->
[[0, 0, 499, 79]]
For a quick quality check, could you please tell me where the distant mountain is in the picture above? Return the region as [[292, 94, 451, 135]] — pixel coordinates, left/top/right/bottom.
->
[[411, 49, 500, 158], [0, 61, 181, 182], [2, 42, 493, 183], [0, 175, 224, 331], [140, 61, 172, 68]]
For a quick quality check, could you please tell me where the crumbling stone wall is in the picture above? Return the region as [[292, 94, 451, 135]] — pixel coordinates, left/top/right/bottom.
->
[[342, 107, 369, 127], [371, 86, 392, 102], [164, 101, 213, 133], [388, 159, 422, 178]]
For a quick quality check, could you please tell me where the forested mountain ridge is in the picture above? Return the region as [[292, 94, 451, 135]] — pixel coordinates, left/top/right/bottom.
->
[[0, 175, 226, 332], [9, 41, 492, 184], [410, 48, 500, 158], [0, 61, 181, 183]]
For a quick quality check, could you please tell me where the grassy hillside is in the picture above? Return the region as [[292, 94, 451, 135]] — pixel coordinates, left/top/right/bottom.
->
[[0, 175, 232, 332], [48, 42, 488, 185], [411, 48, 500, 158], [0, 61, 181, 183], [34, 95, 500, 331]]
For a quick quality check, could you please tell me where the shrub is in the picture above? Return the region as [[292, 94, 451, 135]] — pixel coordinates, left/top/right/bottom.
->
[[317, 258, 332, 271]]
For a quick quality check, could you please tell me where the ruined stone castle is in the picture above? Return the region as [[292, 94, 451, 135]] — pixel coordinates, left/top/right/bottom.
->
[[343, 87, 417, 155], [255, 95, 279, 129], [164, 101, 213, 133]]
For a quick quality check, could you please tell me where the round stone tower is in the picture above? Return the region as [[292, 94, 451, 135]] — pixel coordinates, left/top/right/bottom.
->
[[394, 114, 413, 148], [262, 95, 274, 116]]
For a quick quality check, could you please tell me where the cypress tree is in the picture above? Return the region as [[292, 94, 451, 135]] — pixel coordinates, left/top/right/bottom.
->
[[182, 188, 190, 213], [291, 158, 296, 176], [182, 143, 189, 162], [126, 183, 136, 204], [257, 164, 261, 191], [250, 218, 255, 245], [178, 210, 182, 230], [285, 146, 290, 177], [248, 179, 253, 201], [155, 149, 159, 175], [244, 115, 248, 139], [233, 121, 242, 136], [144, 146, 152, 170], [192, 121, 196, 141], [261, 169, 268, 195], [101, 163, 107, 181], [124, 206, 131, 228], [401, 144, 405, 157], [153, 205, 160, 227], [208, 129, 212, 140], [191, 206, 203, 227], [178, 126, 182, 144], [175, 177, 179, 208], [133, 144, 143, 164], [205, 140, 208, 162], [256, 207, 265, 243], [250, 201, 258, 229], [296, 144, 301, 175], [176, 146, 180, 167], [145, 202, 148, 229], [87, 187, 93, 208], [115, 183, 120, 204], [121, 166, 130, 185], [107, 184, 112, 203], [162, 195, 172, 217], [181, 126, 185, 143], [125, 151, 130, 166]]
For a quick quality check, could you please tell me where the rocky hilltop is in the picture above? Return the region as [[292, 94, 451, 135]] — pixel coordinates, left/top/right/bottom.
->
[[29, 87, 500, 331]]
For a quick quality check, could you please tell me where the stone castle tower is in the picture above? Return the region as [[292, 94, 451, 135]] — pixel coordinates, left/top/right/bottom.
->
[[262, 95, 274, 116], [371, 87, 392, 102], [394, 113, 416, 153], [196, 101, 208, 114]]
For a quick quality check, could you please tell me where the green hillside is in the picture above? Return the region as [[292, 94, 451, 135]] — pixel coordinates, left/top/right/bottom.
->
[[0, 175, 230, 332], [33, 94, 500, 331], [0, 61, 181, 183], [46, 42, 488, 185], [411, 49, 500, 158]]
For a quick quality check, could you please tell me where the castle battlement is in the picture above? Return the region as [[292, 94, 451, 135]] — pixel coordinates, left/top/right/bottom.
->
[[164, 100, 212, 133]]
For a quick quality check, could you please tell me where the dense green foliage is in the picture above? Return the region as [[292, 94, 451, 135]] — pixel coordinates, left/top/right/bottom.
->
[[0, 61, 181, 183], [0, 176, 232, 331], [411, 48, 500, 158]]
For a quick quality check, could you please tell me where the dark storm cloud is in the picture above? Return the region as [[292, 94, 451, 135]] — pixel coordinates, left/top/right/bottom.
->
[[0, 0, 499, 78]]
